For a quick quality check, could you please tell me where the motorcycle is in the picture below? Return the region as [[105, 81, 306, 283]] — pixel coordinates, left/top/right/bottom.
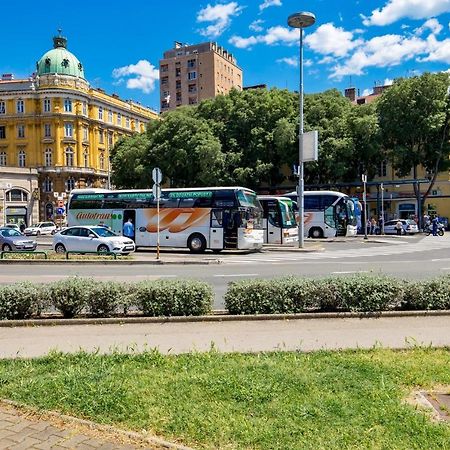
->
[[425, 223, 445, 236]]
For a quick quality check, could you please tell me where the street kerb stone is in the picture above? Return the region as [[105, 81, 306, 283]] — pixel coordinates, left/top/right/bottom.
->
[[0, 399, 194, 450]]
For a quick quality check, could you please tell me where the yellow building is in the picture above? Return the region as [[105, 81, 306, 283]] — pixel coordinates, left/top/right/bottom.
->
[[0, 32, 158, 225]]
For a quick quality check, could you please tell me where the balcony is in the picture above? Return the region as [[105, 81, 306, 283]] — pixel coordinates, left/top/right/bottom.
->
[[37, 165, 96, 175]]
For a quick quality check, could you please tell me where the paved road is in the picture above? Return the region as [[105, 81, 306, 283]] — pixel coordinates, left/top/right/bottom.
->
[[2, 234, 450, 309], [0, 315, 449, 358]]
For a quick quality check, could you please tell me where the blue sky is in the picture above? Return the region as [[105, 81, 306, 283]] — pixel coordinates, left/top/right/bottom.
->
[[2, 0, 450, 112]]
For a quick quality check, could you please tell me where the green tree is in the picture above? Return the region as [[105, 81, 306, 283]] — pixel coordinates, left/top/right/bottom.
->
[[377, 72, 450, 219]]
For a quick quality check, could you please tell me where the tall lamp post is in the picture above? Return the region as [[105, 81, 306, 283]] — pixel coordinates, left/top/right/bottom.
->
[[288, 11, 316, 248]]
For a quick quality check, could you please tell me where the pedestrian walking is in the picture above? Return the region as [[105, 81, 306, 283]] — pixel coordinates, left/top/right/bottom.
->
[[123, 218, 135, 240], [395, 219, 403, 236]]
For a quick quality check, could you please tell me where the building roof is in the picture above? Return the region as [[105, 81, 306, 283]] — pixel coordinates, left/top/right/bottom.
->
[[36, 32, 85, 79]]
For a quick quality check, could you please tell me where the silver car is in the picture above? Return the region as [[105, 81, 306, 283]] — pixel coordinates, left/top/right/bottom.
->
[[0, 227, 37, 252]]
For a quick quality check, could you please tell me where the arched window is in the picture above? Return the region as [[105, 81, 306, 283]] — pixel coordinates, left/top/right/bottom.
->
[[99, 152, 105, 170], [6, 189, 28, 202], [66, 177, 76, 192], [44, 148, 52, 166], [18, 150, 26, 167], [65, 147, 74, 166], [43, 177, 53, 193]]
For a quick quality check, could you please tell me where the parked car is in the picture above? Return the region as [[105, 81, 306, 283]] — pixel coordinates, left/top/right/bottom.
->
[[24, 221, 57, 236], [0, 227, 37, 251], [4, 223, 21, 232], [383, 219, 419, 235], [53, 225, 135, 255]]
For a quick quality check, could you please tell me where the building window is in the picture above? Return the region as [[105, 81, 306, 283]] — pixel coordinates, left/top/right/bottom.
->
[[83, 126, 88, 141], [98, 106, 103, 120], [82, 102, 87, 116], [188, 84, 197, 93], [125, 117, 130, 128], [99, 129, 104, 144], [18, 150, 26, 167], [117, 113, 122, 125], [378, 160, 387, 177], [0, 152, 6, 166], [44, 148, 52, 166], [66, 177, 76, 192], [160, 64, 168, 72], [189, 97, 197, 105], [99, 152, 105, 170], [65, 147, 74, 166], [0, 101, 5, 114], [0, 126, 5, 139], [187, 59, 196, 68], [161, 101, 169, 109], [43, 98, 51, 112], [16, 99, 24, 114], [83, 151, 89, 168], [108, 110, 113, 123], [44, 123, 51, 138], [108, 132, 113, 148], [64, 122, 73, 137], [6, 189, 28, 202], [176, 80, 181, 89], [17, 124, 25, 138], [43, 177, 53, 193], [175, 67, 181, 77], [161, 77, 168, 86], [64, 98, 72, 112], [176, 92, 182, 102], [188, 71, 197, 80]]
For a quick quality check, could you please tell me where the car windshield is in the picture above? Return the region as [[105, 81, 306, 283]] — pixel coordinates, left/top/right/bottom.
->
[[30, 224, 40, 228], [90, 227, 117, 237], [406, 220, 417, 225], [0, 229, 22, 237]]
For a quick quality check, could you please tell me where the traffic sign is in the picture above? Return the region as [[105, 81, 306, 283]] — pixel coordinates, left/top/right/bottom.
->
[[152, 183, 161, 200], [152, 167, 162, 184], [57, 200, 64, 208], [56, 207, 65, 215]]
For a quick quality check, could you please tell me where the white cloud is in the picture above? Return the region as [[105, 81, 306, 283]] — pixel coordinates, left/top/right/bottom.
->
[[305, 23, 363, 57], [362, 0, 450, 26], [415, 18, 443, 35], [362, 88, 372, 96], [250, 19, 264, 32], [420, 34, 450, 63], [112, 60, 159, 94], [259, 0, 281, 11], [276, 56, 298, 67], [197, 2, 243, 38], [229, 26, 298, 49], [319, 56, 335, 64], [384, 77, 394, 85]]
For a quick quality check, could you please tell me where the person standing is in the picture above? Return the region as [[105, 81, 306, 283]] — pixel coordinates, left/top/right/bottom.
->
[[123, 218, 135, 240], [370, 217, 377, 235], [395, 219, 403, 236], [432, 216, 439, 236]]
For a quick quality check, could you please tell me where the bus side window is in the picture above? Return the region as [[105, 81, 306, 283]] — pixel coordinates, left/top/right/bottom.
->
[[211, 209, 223, 227]]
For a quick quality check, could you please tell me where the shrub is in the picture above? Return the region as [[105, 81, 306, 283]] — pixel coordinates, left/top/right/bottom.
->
[[0, 282, 44, 320], [403, 276, 450, 310], [85, 281, 124, 317], [132, 279, 213, 316]]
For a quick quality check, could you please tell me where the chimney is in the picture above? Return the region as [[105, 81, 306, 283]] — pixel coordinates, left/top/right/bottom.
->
[[344, 87, 356, 102], [373, 85, 388, 95]]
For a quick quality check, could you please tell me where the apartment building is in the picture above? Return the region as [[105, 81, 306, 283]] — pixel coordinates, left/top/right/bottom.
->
[[159, 41, 243, 111]]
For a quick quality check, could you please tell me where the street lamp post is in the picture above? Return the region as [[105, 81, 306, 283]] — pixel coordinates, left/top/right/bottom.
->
[[288, 12, 316, 248], [380, 183, 385, 234], [362, 174, 368, 239]]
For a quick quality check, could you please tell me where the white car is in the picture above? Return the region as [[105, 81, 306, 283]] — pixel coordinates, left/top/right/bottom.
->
[[384, 219, 419, 235], [53, 225, 135, 255], [24, 221, 57, 236]]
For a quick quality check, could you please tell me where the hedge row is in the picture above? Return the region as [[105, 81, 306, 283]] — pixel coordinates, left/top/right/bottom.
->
[[0, 275, 449, 320], [0, 278, 213, 320], [224, 275, 450, 314]]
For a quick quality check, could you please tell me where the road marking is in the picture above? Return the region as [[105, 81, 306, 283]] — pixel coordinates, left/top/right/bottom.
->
[[213, 273, 259, 277], [432, 258, 450, 262], [332, 271, 370, 274]]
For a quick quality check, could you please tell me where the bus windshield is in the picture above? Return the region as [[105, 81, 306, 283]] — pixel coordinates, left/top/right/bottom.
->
[[279, 199, 296, 228]]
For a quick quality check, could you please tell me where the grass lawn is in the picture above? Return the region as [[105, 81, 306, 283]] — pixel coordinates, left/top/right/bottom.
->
[[0, 348, 449, 449]]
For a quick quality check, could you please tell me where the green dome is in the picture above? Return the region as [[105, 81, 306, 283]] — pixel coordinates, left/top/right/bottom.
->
[[36, 34, 85, 79]]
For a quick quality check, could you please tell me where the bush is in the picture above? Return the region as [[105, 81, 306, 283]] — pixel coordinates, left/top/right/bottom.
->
[[85, 281, 124, 317], [225, 275, 406, 314], [0, 282, 44, 320], [403, 276, 450, 310], [132, 279, 213, 316]]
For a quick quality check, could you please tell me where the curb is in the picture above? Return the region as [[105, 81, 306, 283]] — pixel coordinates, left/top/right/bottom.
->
[[262, 246, 324, 252], [0, 258, 222, 265], [0, 399, 193, 450], [1, 309, 449, 328]]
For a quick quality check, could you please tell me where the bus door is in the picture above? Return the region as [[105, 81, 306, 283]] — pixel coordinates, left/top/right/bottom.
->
[[210, 209, 224, 249], [111, 210, 124, 235], [266, 202, 282, 244]]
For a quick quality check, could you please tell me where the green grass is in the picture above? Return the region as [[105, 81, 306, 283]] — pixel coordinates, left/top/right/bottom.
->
[[0, 348, 449, 449]]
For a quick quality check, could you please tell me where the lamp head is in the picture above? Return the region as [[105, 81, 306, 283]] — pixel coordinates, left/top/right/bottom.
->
[[287, 12, 316, 29]]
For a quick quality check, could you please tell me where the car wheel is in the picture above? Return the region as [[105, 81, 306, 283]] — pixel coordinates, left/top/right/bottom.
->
[[55, 243, 66, 254], [309, 227, 324, 239], [97, 244, 110, 253], [2, 244, 12, 252], [188, 233, 206, 253]]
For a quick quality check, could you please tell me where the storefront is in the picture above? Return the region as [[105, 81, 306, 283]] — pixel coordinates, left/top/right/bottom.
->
[[5, 206, 28, 226]]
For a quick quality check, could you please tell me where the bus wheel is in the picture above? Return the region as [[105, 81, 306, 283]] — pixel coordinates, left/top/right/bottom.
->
[[309, 227, 324, 239], [188, 234, 206, 253]]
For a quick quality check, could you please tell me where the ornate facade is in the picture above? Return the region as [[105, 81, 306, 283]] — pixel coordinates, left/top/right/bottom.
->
[[0, 32, 157, 225]]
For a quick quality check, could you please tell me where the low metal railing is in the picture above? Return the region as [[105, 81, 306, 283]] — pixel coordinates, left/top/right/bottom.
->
[[0, 251, 48, 260]]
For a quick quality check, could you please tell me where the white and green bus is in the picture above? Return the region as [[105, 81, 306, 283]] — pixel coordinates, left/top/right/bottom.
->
[[257, 195, 298, 244], [67, 187, 264, 253]]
